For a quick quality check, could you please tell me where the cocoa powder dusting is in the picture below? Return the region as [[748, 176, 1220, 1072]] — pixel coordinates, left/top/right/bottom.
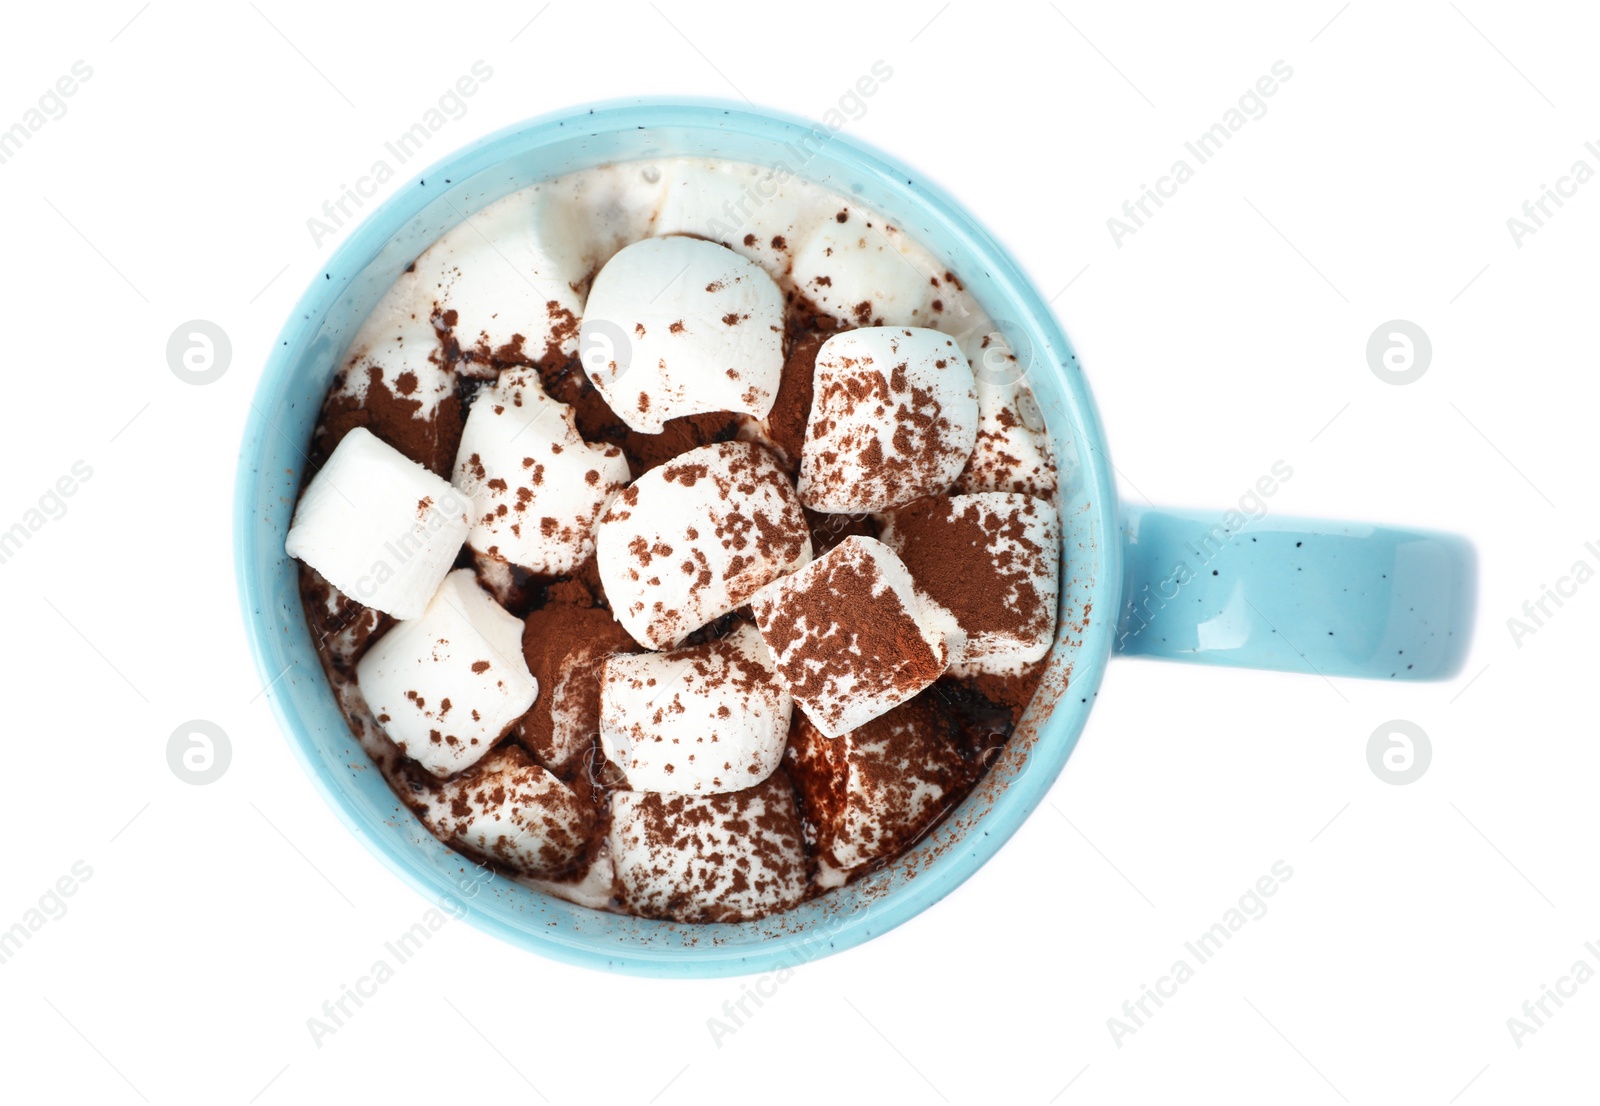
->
[[886, 496, 1050, 643], [758, 543, 944, 730], [518, 592, 636, 776], [314, 364, 463, 477], [765, 298, 848, 471], [292, 182, 1061, 926]]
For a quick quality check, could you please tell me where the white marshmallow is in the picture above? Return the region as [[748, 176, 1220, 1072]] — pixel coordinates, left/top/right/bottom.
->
[[469, 550, 524, 611], [652, 159, 824, 280], [594, 441, 812, 650], [912, 591, 969, 668], [797, 327, 978, 513], [411, 187, 589, 364], [609, 776, 809, 922], [530, 163, 669, 283], [301, 567, 387, 669], [599, 624, 790, 795], [789, 214, 942, 327], [285, 427, 471, 620], [355, 569, 538, 778], [750, 536, 948, 738], [785, 699, 969, 874], [528, 842, 619, 910], [333, 269, 453, 418], [579, 236, 785, 433], [452, 367, 630, 575], [426, 746, 593, 877], [952, 322, 1060, 499], [878, 493, 1060, 676]]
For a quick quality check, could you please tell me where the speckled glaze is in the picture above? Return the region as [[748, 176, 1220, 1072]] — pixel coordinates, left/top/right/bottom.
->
[[1118, 508, 1474, 678], [235, 100, 1474, 977]]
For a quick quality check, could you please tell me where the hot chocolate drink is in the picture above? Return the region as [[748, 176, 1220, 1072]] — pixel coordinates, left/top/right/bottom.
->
[[286, 157, 1061, 922]]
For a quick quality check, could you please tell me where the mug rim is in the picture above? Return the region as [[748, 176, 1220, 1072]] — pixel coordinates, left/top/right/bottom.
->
[[234, 96, 1122, 976]]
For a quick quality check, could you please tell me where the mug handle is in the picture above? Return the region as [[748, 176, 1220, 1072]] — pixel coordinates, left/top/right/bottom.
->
[[1114, 506, 1477, 680]]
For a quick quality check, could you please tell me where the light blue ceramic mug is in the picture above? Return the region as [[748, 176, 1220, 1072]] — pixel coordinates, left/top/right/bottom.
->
[[235, 100, 1475, 977]]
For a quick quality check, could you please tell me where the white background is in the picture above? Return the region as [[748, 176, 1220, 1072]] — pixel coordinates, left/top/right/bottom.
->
[[1, 2, 1593, 1102]]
